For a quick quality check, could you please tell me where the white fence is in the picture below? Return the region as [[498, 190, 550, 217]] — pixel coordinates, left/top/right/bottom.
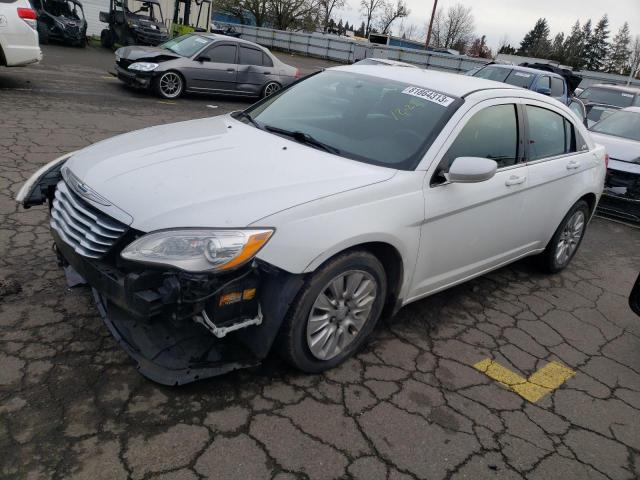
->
[[224, 23, 640, 87]]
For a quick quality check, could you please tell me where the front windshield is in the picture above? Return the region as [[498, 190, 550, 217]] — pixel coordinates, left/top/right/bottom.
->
[[121, 0, 163, 22], [591, 110, 640, 144], [247, 70, 459, 169], [44, 0, 84, 19], [578, 87, 637, 108], [160, 34, 212, 57]]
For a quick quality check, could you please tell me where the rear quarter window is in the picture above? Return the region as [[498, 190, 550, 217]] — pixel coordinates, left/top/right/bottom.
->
[[505, 70, 535, 88], [550, 77, 565, 97]]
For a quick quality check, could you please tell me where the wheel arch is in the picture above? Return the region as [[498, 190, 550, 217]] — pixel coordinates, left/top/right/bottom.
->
[[579, 192, 597, 217]]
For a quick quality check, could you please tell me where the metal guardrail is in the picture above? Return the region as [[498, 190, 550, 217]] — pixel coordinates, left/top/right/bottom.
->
[[224, 23, 640, 87]]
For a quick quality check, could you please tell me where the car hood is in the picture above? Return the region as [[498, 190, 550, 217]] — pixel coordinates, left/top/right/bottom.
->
[[590, 132, 640, 162], [117, 45, 178, 62], [64, 115, 397, 232]]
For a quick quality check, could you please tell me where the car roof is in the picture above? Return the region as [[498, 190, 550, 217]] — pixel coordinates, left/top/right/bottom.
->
[[330, 65, 519, 97], [196, 33, 267, 49], [587, 84, 640, 94], [621, 106, 640, 113], [482, 63, 564, 79], [367, 58, 418, 68]]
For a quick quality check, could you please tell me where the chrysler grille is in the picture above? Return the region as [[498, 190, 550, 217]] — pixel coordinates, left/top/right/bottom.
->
[[51, 181, 127, 259]]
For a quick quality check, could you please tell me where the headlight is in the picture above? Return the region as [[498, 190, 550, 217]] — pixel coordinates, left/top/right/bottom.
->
[[121, 229, 274, 272], [128, 62, 159, 72]]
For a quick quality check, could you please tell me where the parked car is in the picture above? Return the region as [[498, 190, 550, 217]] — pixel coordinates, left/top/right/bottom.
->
[[468, 64, 570, 105], [99, 0, 169, 48], [355, 58, 418, 68], [17, 66, 606, 385], [32, 0, 87, 46], [0, 0, 42, 66], [114, 33, 299, 99], [588, 107, 640, 223], [576, 84, 640, 126], [630, 272, 640, 316]]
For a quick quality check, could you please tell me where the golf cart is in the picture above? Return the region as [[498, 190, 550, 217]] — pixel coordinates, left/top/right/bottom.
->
[[33, 0, 87, 46], [99, 0, 169, 48], [170, 0, 211, 37]]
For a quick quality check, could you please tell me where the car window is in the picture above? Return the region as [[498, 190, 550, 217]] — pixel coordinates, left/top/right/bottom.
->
[[247, 70, 460, 170], [504, 70, 535, 88], [550, 77, 564, 97], [526, 106, 575, 160], [443, 104, 519, 170], [208, 44, 237, 64], [262, 52, 273, 67], [239, 46, 263, 66], [473, 66, 510, 82], [537, 76, 551, 89], [578, 87, 636, 108]]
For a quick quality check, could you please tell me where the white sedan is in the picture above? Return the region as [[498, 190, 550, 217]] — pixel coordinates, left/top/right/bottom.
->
[[17, 65, 606, 384]]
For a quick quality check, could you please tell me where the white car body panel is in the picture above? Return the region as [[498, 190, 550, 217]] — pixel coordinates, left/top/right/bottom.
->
[[53, 67, 605, 308], [589, 130, 640, 173], [0, 0, 41, 67]]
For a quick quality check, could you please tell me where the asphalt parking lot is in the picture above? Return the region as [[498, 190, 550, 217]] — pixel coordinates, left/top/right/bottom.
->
[[1, 45, 640, 480]]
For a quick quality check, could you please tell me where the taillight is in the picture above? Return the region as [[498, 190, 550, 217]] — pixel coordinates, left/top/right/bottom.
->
[[604, 153, 609, 168], [17, 7, 37, 19], [294, 68, 301, 79], [17, 7, 38, 30]]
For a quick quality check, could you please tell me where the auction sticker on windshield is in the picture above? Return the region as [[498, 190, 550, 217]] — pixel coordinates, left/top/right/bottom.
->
[[402, 87, 455, 107]]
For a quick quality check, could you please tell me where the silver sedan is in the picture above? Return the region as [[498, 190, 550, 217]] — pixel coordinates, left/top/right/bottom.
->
[[114, 33, 300, 99]]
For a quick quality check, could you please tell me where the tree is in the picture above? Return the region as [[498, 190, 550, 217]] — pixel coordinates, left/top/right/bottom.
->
[[429, 3, 475, 52], [356, 21, 366, 36], [606, 22, 632, 74], [215, 0, 270, 27], [468, 35, 491, 58], [498, 44, 516, 55], [563, 20, 585, 69], [337, 18, 343, 35], [360, 0, 385, 37], [518, 18, 551, 58], [550, 32, 565, 62], [584, 15, 609, 71], [319, 0, 344, 33], [629, 35, 640, 78], [580, 19, 593, 63], [377, 0, 410, 35], [269, 0, 320, 31]]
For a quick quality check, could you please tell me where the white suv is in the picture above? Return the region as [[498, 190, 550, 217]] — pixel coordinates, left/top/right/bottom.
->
[[18, 66, 606, 385], [0, 0, 41, 67]]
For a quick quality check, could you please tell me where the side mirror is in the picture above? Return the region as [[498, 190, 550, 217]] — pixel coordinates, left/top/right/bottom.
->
[[445, 157, 498, 184], [536, 87, 552, 96], [99, 11, 108, 22], [197, 55, 211, 62], [630, 272, 640, 317]]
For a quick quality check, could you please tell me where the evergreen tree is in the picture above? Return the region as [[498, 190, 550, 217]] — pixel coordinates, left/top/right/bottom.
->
[[563, 20, 585, 69], [337, 19, 344, 35], [606, 22, 631, 73], [550, 32, 565, 62], [498, 44, 517, 55], [518, 18, 552, 58], [580, 19, 593, 63], [356, 21, 366, 36], [585, 15, 609, 71]]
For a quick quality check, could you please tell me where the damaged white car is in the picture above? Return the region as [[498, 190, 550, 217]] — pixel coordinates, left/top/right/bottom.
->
[[17, 66, 606, 385]]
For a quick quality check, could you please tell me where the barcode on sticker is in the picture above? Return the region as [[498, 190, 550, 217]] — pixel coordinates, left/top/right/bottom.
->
[[402, 87, 454, 107], [621, 93, 633, 98]]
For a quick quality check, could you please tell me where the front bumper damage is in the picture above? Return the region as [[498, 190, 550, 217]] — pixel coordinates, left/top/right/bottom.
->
[[115, 65, 153, 89], [597, 166, 640, 224]]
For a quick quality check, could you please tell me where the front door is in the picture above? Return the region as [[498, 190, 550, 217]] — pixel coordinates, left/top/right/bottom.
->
[[409, 100, 534, 300], [185, 43, 238, 93]]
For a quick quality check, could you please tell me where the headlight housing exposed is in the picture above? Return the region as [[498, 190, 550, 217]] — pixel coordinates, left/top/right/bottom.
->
[[128, 62, 159, 72], [121, 229, 274, 272]]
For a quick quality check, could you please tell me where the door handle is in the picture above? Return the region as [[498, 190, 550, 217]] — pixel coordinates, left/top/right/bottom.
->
[[226, 68, 235, 72], [505, 175, 526, 186], [566, 159, 580, 170]]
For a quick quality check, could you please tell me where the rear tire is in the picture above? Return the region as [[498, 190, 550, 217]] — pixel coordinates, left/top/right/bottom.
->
[[537, 200, 590, 273], [100, 29, 113, 49], [153, 71, 184, 99], [262, 81, 280, 98], [277, 250, 387, 373]]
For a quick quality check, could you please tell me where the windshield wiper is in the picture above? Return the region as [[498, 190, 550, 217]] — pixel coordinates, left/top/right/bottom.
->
[[233, 111, 263, 130], [263, 125, 341, 155]]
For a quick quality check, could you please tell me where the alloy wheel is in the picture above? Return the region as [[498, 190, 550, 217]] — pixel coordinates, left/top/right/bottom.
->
[[263, 82, 280, 97], [159, 72, 182, 98], [555, 210, 585, 267], [306, 270, 378, 361]]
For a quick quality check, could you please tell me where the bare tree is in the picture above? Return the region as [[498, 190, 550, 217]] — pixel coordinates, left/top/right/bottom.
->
[[429, 2, 475, 52], [269, 0, 320, 30], [215, 0, 270, 27], [319, 0, 345, 32], [399, 20, 419, 41], [497, 34, 510, 52], [360, 0, 385, 37], [628, 35, 640, 79], [377, 0, 409, 35]]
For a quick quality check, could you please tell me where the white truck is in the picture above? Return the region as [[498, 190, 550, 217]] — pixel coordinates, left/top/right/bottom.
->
[[0, 0, 42, 67]]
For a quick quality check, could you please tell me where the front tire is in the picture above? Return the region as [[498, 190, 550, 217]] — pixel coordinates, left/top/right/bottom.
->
[[277, 251, 387, 373], [100, 29, 113, 49], [153, 71, 184, 99], [537, 200, 589, 273]]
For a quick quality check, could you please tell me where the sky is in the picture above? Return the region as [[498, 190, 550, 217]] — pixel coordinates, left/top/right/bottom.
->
[[335, 0, 640, 51]]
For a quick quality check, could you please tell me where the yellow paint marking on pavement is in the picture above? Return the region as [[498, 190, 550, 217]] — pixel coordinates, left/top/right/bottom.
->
[[473, 358, 575, 403], [157, 101, 177, 105]]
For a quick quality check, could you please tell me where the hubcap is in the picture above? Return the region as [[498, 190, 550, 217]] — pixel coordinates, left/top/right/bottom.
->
[[306, 270, 377, 361], [160, 73, 181, 97], [555, 210, 585, 266], [264, 82, 280, 97]]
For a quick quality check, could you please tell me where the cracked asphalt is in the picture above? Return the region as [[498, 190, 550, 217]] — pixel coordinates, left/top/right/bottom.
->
[[1, 45, 640, 480]]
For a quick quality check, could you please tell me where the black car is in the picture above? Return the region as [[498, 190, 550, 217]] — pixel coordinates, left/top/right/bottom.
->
[[33, 0, 87, 46]]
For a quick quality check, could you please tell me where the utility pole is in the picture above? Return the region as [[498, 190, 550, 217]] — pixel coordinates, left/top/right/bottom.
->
[[425, 0, 438, 50]]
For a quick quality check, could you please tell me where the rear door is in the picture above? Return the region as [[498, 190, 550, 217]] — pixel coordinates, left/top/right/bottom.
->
[[522, 101, 597, 247], [236, 45, 274, 95], [184, 42, 238, 93]]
